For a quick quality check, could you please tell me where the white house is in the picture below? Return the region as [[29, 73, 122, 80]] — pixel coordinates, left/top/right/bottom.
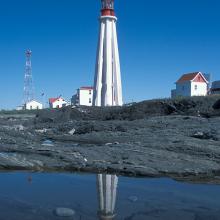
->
[[49, 97, 67, 109], [72, 87, 93, 106], [171, 72, 209, 98], [25, 100, 43, 110]]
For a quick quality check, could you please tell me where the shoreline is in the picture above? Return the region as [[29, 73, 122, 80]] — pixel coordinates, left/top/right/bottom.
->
[[0, 96, 220, 184]]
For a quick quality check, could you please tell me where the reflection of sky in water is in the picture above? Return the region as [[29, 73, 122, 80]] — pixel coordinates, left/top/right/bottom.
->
[[0, 172, 219, 219]]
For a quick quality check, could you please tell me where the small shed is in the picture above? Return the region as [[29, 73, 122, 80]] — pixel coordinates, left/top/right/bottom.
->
[[49, 97, 67, 109], [172, 72, 209, 98], [25, 100, 43, 110]]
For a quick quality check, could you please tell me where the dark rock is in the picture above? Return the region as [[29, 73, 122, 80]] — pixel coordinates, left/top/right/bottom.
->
[[128, 196, 138, 202], [75, 124, 95, 134], [166, 104, 178, 114], [33, 96, 220, 123], [115, 125, 127, 132], [213, 99, 220, 110], [191, 131, 217, 140]]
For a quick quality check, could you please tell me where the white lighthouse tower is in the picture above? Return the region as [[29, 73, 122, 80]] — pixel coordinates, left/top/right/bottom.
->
[[97, 174, 118, 220], [93, 0, 123, 107]]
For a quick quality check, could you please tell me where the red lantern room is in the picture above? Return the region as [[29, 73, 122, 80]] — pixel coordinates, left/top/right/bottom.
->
[[101, 0, 115, 16]]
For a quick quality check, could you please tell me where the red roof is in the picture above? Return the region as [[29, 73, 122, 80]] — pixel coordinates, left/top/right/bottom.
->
[[80, 86, 93, 90], [49, 98, 61, 104], [176, 72, 208, 83]]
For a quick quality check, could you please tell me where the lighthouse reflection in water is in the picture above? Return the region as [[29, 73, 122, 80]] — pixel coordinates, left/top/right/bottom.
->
[[97, 174, 118, 220], [0, 172, 219, 219]]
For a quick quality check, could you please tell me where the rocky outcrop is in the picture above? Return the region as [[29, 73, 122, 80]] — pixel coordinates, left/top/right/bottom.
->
[[35, 96, 220, 123], [0, 96, 220, 183]]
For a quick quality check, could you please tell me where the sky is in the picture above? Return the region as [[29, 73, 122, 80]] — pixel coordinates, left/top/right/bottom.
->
[[0, 0, 220, 109]]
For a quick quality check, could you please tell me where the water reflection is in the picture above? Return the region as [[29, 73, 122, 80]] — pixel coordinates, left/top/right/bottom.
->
[[0, 172, 220, 219], [97, 174, 118, 220]]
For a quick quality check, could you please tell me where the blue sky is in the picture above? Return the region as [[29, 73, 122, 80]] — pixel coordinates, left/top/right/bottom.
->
[[0, 0, 220, 109]]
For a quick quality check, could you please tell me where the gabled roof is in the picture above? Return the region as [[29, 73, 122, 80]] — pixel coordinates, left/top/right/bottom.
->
[[49, 97, 65, 104], [49, 98, 58, 104], [80, 86, 93, 90], [26, 100, 42, 105], [176, 72, 208, 84]]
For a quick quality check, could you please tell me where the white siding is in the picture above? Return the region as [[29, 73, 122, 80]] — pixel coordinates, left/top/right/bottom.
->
[[175, 82, 191, 97], [191, 82, 207, 96], [79, 89, 93, 106], [172, 82, 208, 98], [26, 100, 43, 110], [51, 98, 67, 109], [16, 106, 23, 111]]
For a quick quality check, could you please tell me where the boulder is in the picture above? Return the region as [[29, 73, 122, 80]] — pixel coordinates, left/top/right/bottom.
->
[[69, 128, 76, 135], [213, 99, 220, 110], [54, 207, 75, 217]]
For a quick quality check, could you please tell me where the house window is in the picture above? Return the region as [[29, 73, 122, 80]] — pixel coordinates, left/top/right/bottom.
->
[[182, 86, 184, 91], [89, 98, 92, 104], [195, 85, 198, 90], [89, 90, 92, 95]]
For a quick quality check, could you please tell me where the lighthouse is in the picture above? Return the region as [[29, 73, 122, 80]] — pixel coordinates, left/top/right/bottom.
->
[[93, 0, 123, 107], [97, 174, 118, 220]]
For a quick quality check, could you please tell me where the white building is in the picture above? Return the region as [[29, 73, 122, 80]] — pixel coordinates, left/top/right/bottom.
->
[[211, 81, 220, 95], [16, 106, 24, 111], [171, 72, 209, 98], [24, 100, 43, 110], [93, 0, 123, 107], [72, 87, 93, 106], [49, 97, 67, 109]]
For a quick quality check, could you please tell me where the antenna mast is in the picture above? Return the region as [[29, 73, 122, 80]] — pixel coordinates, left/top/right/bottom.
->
[[23, 50, 34, 104]]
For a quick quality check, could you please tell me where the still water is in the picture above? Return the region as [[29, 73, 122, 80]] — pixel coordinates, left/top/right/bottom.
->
[[0, 172, 219, 220]]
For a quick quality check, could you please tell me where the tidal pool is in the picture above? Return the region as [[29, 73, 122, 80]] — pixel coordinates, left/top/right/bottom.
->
[[0, 172, 219, 220]]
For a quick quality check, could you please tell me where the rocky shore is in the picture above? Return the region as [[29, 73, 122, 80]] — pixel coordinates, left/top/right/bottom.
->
[[1, 96, 220, 183]]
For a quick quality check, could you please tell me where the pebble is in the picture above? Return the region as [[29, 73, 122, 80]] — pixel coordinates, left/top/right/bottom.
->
[[193, 131, 204, 137], [35, 128, 48, 133], [54, 207, 75, 217], [15, 125, 25, 131], [128, 196, 138, 202], [192, 131, 212, 140], [69, 128, 76, 135], [42, 140, 54, 147], [105, 142, 119, 146]]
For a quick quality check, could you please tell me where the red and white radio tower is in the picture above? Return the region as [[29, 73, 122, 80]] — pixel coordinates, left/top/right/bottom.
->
[[93, 0, 123, 107], [23, 50, 34, 104]]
